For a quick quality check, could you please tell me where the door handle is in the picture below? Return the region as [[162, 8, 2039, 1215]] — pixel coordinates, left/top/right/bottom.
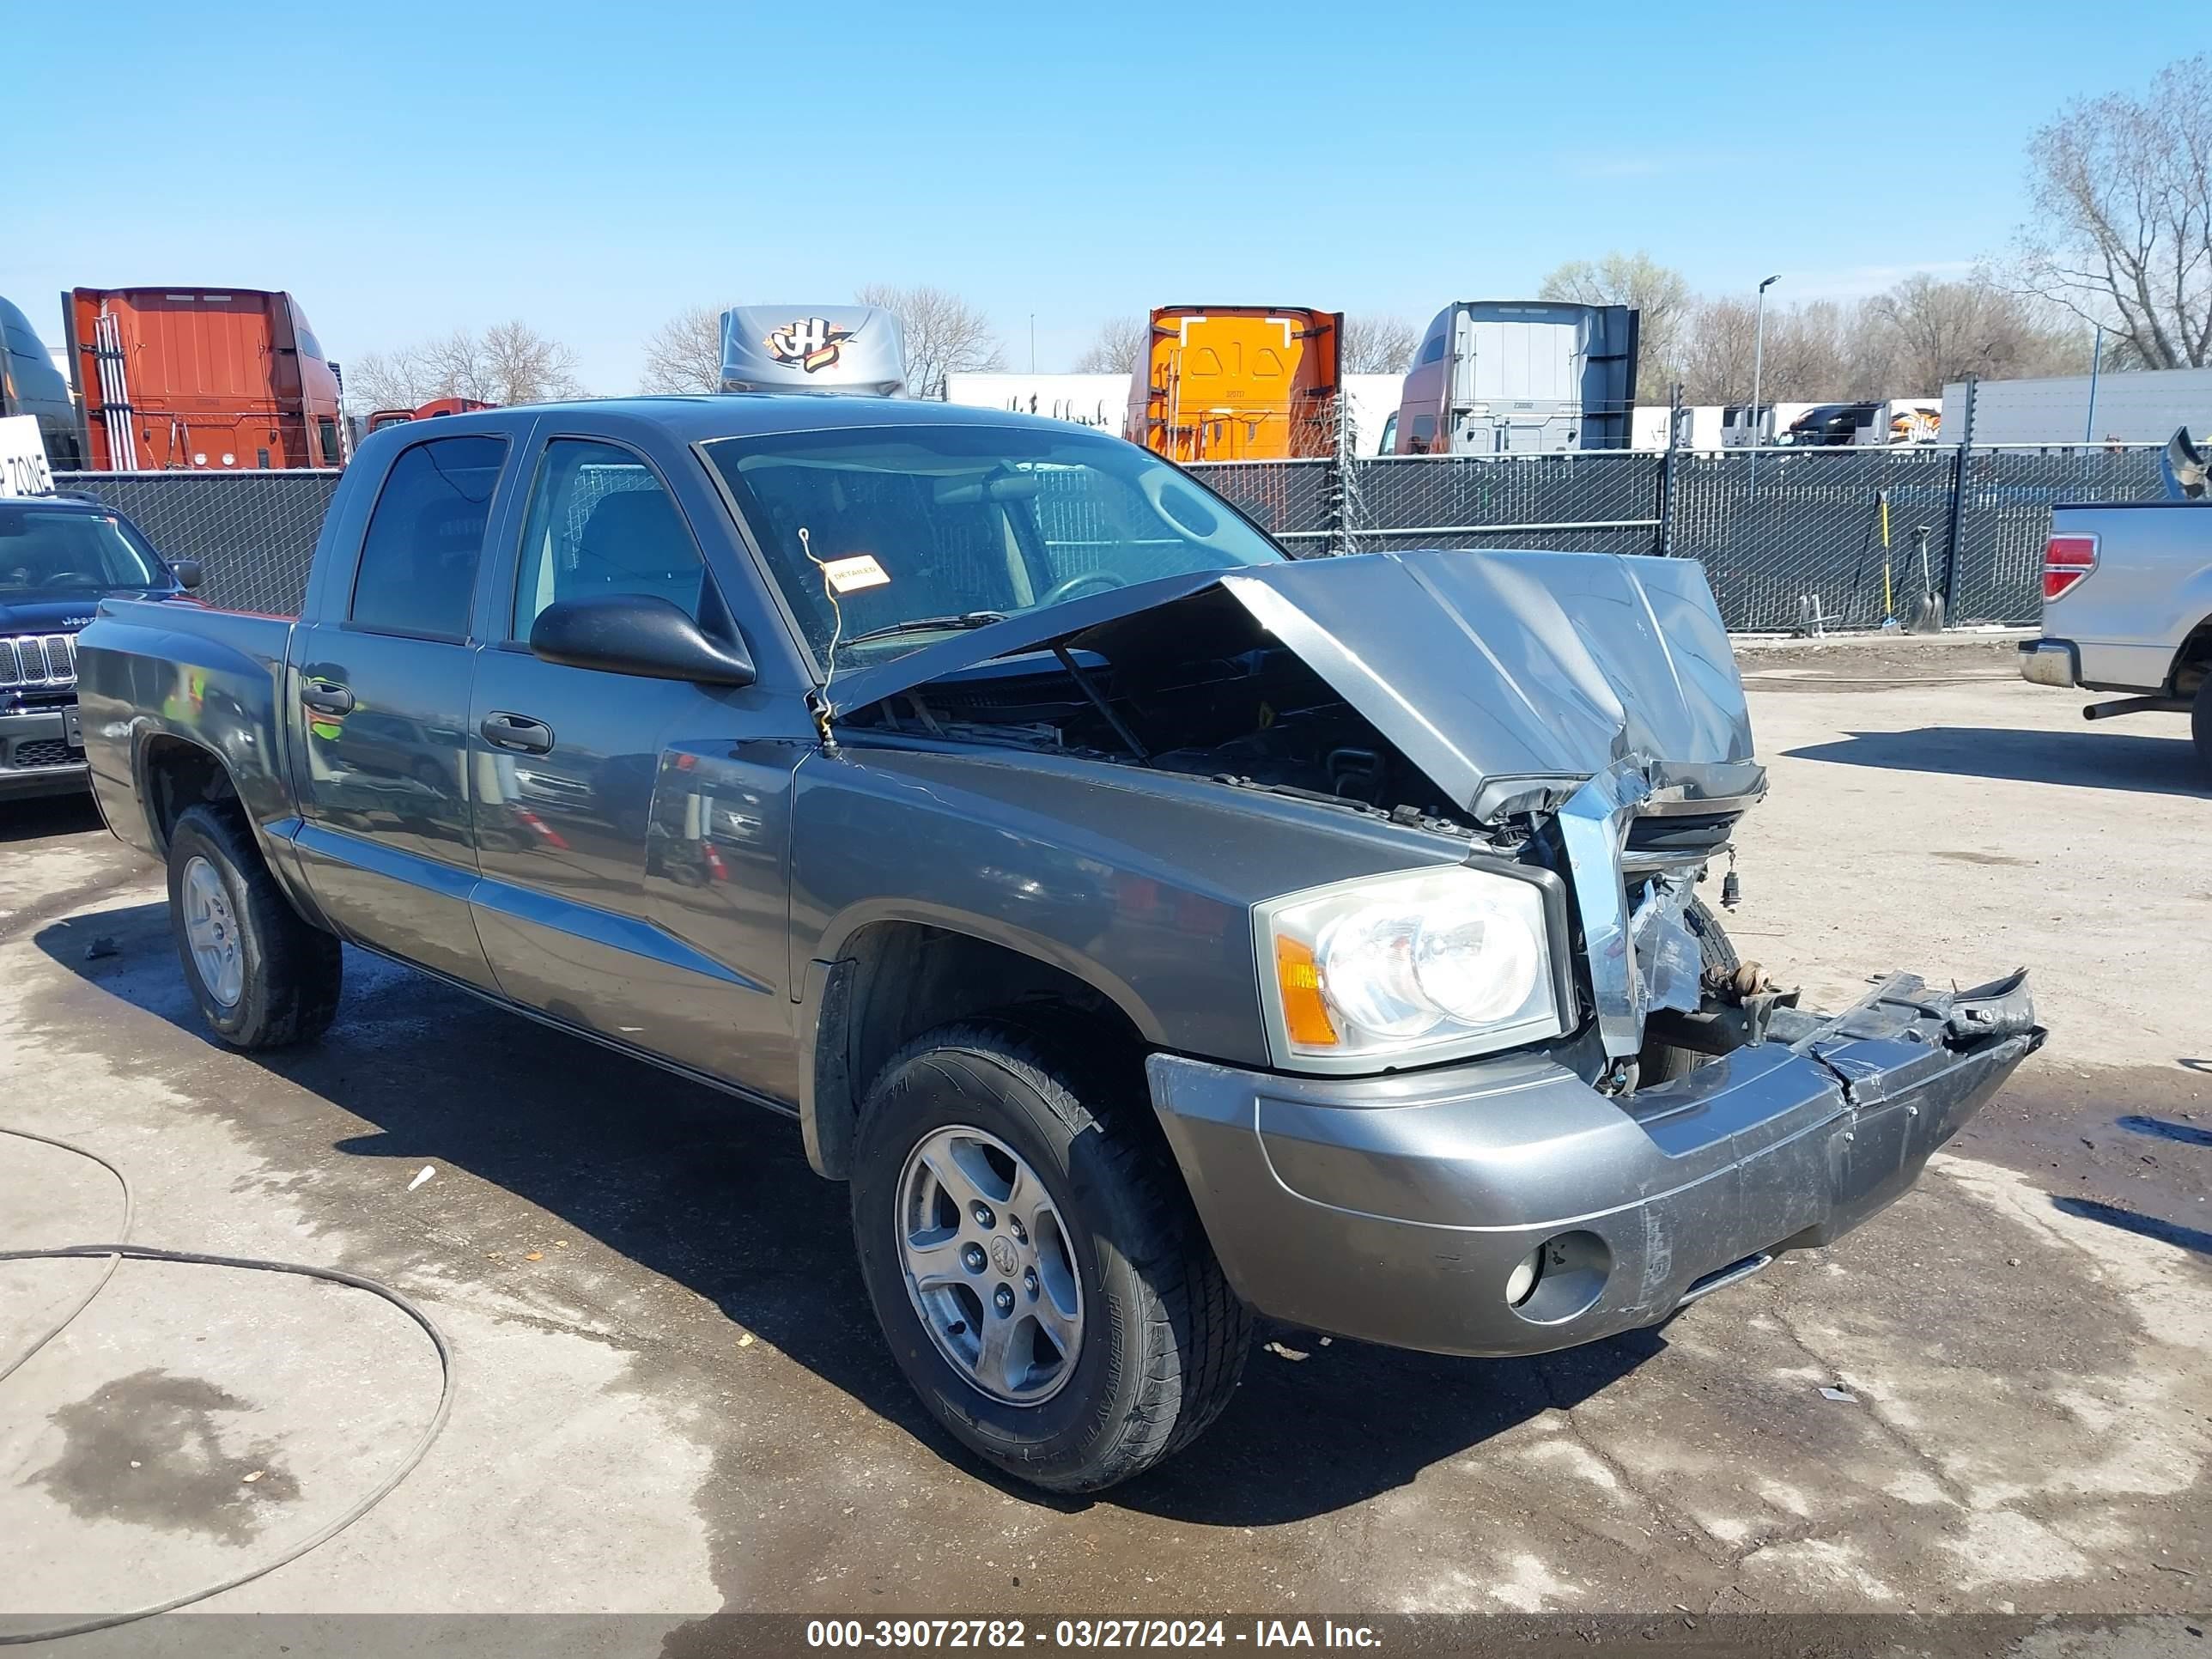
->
[[301, 680, 355, 714], [480, 711, 555, 755]]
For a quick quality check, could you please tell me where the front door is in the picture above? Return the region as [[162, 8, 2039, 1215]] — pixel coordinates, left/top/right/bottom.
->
[[289, 431, 511, 990], [468, 436, 798, 1089]]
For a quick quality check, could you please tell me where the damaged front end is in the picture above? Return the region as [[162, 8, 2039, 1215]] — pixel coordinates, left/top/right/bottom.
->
[[812, 544, 2046, 1354]]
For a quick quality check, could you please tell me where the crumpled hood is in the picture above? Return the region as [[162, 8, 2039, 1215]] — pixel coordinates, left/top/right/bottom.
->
[[1218, 548, 1759, 819], [828, 547, 1760, 823]]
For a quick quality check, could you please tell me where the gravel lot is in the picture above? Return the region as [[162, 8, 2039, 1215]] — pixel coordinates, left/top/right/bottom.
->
[[2, 641, 2206, 1650]]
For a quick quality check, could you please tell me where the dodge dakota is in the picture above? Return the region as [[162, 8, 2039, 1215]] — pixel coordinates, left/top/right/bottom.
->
[[76, 397, 2043, 1491], [2021, 427, 2212, 779]]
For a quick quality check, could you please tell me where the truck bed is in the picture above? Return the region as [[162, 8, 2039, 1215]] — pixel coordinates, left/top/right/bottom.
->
[[75, 598, 300, 854]]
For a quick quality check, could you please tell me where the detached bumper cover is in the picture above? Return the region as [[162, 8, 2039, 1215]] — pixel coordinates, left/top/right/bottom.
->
[[1146, 971, 2042, 1358]]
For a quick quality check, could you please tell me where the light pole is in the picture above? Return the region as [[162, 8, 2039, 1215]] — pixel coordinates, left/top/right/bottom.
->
[[1748, 274, 1779, 486], [2084, 324, 2104, 442]]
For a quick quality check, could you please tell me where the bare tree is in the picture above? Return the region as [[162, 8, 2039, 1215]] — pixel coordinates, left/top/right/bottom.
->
[[854, 283, 1005, 398], [1072, 315, 1148, 374], [639, 304, 731, 394], [1340, 314, 1419, 374], [349, 323, 584, 411], [1540, 252, 1693, 391], [2012, 54, 2212, 368], [475, 321, 585, 404], [1755, 299, 1856, 401], [1863, 275, 2082, 392], [1676, 297, 1759, 404], [346, 347, 441, 413]]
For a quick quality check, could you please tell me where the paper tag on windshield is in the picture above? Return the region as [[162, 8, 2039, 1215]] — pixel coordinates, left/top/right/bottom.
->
[[821, 554, 889, 593]]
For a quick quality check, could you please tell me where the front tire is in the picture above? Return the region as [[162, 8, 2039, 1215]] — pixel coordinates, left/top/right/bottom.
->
[[850, 1021, 1250, 1492], [166, 803, 343, 1049]]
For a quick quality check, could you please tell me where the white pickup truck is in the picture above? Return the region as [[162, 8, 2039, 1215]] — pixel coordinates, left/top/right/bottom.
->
[[2020, 429, 2212, 780]]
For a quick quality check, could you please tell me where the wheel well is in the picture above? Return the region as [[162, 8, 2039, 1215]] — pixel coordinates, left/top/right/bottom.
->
[[805, 921, 1149, 1180], [141, 736, 240, 853], [2173, 617, 2212, 698]]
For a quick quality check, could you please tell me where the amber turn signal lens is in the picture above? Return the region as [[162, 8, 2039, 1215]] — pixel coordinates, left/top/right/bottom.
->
[[1274, 935, 1339, 1047]]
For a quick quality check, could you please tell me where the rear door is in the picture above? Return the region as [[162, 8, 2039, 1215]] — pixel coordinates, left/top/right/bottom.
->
[[288, 428, 519, 989]]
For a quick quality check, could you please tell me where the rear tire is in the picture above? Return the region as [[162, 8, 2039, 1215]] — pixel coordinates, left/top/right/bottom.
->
[[166, 803, 343, 1049], [849, 1019, 1250, 1492], [2193, 676, 2212, 784], [1638, 895, 1740, 1085]]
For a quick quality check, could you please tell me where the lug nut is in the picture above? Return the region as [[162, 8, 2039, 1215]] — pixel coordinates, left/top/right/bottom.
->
[[1023, 1267, 1039, 1300], [1008, 1216, 1027, 1245], [962, 1243, 987, 1274], [993, 1285, 1015, 1316], [970, 1201, 996, 1230]]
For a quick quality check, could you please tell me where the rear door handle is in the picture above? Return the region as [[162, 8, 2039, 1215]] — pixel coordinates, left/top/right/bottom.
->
[[480, 711, 555, 755], [301, 679, 355, 714]]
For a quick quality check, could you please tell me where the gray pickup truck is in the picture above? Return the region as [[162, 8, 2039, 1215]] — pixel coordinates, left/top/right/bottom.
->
[[2020, 430, 2212, 777], [76, 397, 2042, 1491]]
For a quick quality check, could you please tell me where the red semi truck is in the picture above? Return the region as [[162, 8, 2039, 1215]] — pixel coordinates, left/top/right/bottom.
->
[[64, 287, 345, 471]]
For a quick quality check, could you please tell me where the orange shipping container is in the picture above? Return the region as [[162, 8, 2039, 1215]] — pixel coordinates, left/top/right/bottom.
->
[[66, 287, 345, 471], [1126, 307, 1342, 462]]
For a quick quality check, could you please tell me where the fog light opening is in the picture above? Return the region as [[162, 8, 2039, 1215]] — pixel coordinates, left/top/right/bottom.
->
[[1504, 1246, 1544, 1308], [1508, 1230, 1613, 1325]]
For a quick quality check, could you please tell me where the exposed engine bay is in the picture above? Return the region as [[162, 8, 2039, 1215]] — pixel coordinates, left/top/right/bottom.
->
[[841, 586, 1481, 832]]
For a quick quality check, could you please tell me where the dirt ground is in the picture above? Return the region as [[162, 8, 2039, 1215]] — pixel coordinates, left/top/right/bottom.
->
[[1, 647, 2207, 1653]]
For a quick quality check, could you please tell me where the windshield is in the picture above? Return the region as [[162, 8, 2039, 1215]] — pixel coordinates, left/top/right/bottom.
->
[[702, 423, 1284, 666], [0, 503, 167, 596]]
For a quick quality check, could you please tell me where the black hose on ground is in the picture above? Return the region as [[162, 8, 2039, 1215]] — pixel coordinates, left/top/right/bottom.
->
[[0, 1124, 454, 1645]]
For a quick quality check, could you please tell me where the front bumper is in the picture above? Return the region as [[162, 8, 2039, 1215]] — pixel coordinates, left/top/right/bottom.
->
[[2020, 639, 2079, 688], [0, 704, 88, 799], [1146, 971, 2042, 1358]]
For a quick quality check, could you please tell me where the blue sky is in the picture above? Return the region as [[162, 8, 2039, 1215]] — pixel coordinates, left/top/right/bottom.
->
[[5, 3, 2199, 391]]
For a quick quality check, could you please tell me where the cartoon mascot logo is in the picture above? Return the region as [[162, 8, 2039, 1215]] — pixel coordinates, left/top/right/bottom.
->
[[765, 317, 858, 374]]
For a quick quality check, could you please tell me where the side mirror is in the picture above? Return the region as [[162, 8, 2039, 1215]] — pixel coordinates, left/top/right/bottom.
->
[[170, 558, 204, 591], [527, 592, 756, 687]]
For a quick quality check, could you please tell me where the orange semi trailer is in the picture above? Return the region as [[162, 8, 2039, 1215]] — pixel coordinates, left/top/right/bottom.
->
[[64, 287, 345, 471], [1125, 307, 1342, 462]]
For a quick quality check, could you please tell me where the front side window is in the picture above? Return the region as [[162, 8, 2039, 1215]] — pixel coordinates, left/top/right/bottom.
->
[[511, 439, 708, 639], [702, 424, 1283, 668], [349, 434, 506, 638], [317, 417, 341, 467], [0, 505, 166, 595]]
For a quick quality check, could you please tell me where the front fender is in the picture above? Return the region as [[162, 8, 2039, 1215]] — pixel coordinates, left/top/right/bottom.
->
[[788, 742, 1475, 1069]]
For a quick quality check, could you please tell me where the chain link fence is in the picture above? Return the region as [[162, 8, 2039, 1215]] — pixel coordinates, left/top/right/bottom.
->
[[1193, 443, 2167, 629], [1666, 447, 1960, 631], [52, 443, 2170, 633], [56, 470, 337, 616]]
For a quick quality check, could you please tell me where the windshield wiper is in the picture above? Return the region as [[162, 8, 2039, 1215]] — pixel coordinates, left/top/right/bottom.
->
[[843, 611, 1007, 646]]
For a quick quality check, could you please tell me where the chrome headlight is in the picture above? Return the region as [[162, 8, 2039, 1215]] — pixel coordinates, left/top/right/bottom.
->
[[1255, 865, 1565, 1072]]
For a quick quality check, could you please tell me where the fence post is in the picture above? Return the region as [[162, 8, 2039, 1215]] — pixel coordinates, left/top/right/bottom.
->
[[1325, 389, 1349, 556], [1655, 381, 1683, 556], [1940, 374, 1978, 618]]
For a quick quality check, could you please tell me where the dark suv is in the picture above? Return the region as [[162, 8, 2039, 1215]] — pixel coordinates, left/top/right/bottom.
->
[[1, 494, 184, 799]]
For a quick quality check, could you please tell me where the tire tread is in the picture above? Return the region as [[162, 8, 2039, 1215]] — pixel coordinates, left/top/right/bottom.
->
[[169, 802, 342, 1048], [856, 1016, 1250, 1491]]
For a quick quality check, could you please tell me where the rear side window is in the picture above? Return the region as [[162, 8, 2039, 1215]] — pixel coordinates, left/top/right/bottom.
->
[[350, 435, 506, 638], [1421, 334, 1447, 365], [510, 439, 708, 638]]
